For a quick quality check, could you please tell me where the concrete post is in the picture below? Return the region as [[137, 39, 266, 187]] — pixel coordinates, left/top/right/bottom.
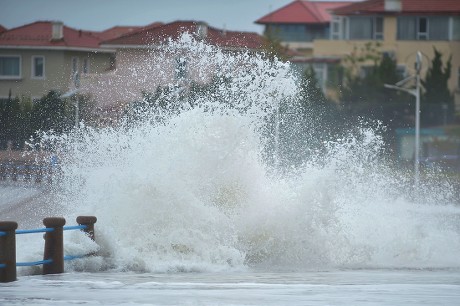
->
[[0, 221, 18, 282], [43, 217, 66, 275], [76, 216, 97, 241]]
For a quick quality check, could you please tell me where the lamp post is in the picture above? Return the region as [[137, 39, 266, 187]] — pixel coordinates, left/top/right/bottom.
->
[[60, 71, 80, 128], [384, 51, 422, 189]]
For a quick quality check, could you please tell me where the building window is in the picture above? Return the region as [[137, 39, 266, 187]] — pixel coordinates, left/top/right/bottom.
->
[[374, 17, 384, 40], [175, 57, 187, 80], [348, 16, 383, 40], [453, 17, 460, 40], [83, 58, 90, 74], [267, 23, 327, 42], [429, 17, 449, 40], [417, 17, 428, 40], [71, 57, 79, 74], [0, 55, 21, 79], [32, 56, 45, 78], [398, 16, 449, 40], [331, 16, 348, 40]]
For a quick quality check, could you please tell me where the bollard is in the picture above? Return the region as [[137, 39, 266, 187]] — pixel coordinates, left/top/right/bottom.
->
[[42, 217, 66, 275], [76, 216, 97, 241], [0, 221, 18, 282]]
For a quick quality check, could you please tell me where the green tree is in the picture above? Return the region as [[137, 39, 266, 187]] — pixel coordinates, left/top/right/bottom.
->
[[421, 47, 453, 126], [262, 29, 289, 62], [0, 91, 21, 149], [341, 49, 412, 125], [31, 90, 71, 133], [341, 51, 407, 106], [339, 48, 417, 153]]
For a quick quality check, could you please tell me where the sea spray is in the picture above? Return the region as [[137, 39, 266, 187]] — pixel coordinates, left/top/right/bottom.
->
[[23, 34, 460, 273]]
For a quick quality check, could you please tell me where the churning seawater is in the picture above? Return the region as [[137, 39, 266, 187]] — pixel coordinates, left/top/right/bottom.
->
[[1, 34, 460, 305]]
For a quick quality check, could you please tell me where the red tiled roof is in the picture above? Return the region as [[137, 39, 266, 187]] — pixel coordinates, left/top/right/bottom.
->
[[95, 26, 144, 41], [0, 25, 6, 34], [332, 0, 460, 15], [0, 21, 102, 49], [256, 0, 354, 24], [94, 22, 163, 41], [102, 21, 265, 50]]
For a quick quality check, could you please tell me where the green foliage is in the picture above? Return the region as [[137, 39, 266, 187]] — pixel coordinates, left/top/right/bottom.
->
[[341, 51, 407, 106], [0, 90, 77, 149], [0, 93, 20, 149], [31, 90, 72, 133], [338, 46, 418, 152], [262, 29, 289, 62], [421, 47, 454, 126]]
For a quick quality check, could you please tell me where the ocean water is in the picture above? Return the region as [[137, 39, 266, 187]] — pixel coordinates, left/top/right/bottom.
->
[[2, 270, 460, 305], [1, 34, 460, 305]]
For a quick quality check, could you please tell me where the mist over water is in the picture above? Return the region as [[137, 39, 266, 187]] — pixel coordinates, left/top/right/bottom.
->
[[28, 34, 460, 274]]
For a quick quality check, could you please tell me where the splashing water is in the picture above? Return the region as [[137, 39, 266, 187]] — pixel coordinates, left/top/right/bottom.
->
[[27, 34, 460, 274]]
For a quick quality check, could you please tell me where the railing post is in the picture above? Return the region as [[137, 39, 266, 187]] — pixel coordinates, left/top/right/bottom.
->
[[0, 221, 18, 283], [43, 217, 66, 275], [76, 216, 97, 241]]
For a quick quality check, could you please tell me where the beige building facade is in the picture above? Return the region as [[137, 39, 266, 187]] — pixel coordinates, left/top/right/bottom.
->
[[0, 48, 113, 101], [0, 21, 116, 102], [313, 1, 460, 107]]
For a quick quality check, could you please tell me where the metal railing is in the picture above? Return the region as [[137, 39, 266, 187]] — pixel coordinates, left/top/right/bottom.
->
[[0, 216, 97, 282]]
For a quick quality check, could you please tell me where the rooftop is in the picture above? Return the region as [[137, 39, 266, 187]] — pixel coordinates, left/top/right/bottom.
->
[[255, 0, 353, 24], [93, 25, 152, 41], [102, 21, 265, 50], [0, 21, 154, 50], [332, 0, 460, 15]]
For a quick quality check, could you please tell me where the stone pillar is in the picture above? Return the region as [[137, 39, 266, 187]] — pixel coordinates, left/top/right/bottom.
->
[[76, 216, 97, 241], [42, 217, 66, 275], [0, 221, 18, 282]]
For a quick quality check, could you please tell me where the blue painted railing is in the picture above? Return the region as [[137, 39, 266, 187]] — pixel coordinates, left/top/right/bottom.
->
[[7, 225, 88, 267], [0, 216, 97, 282]]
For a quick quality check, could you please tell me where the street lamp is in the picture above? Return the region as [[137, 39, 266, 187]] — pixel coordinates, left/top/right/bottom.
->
[[60, 71, 80, 128], [384, 51, 422, 189]]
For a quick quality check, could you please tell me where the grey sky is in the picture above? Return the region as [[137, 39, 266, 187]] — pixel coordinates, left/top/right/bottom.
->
[[0, 0, 299, 34]]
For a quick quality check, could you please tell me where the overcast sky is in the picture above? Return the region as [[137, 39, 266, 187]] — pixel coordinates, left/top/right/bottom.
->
[[0, 0, 302, 34]]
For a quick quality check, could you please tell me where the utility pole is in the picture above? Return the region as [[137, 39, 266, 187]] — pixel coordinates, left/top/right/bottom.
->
[[385, 51, 422, 190], [74, 71, 80, 128], [60, 70, 80, 128]]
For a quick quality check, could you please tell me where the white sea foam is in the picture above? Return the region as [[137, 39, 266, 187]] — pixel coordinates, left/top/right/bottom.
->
[[19, 34, 460, 274]]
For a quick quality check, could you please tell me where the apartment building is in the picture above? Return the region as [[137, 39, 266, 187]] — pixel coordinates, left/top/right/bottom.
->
[[255, 0, 460, 107], [313, 0, 460, 106], [255, 1, 352, 93]]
